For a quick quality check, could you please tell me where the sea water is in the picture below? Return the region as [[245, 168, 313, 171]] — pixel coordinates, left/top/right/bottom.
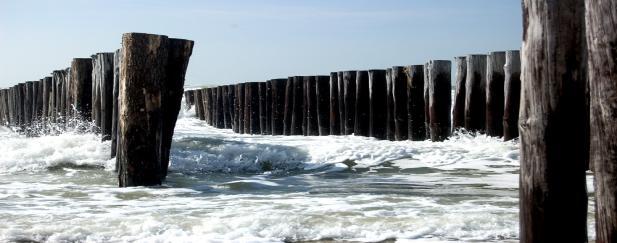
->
[[0, 107, 595, 242]]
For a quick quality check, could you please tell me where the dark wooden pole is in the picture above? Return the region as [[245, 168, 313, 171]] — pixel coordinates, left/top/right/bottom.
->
[[24, 81, 33, 126], [42, 77, 52, 124], [354, 71, 370, 137], [282, 78, 293, 135], [246, 82, 260, 134], [305, 76, 318, 136], [386, 68, 395, 140], [427, 60, 451, 142], [520, 1, 588, 241], [329, 72, 340, 135], [369, 69, 387, 140], [235, 83, 245, 134], [194, 88, 204, 120], [343, 71, 356, 135], [95, 53, 115, 140], [452, 56, 467, 130], [204, 88, 212, 124], [337, 71, 346, 134], [464, 54, 487, 133], [111, 49, 121, 158], [70, 58, 93, 121], [406, 65, 426, 141], [258, 82, 268, 134], [222, 86, 232, 129], [264, 80, 272, 135], [271, 78, 286, 135], [392, 66, 408, 141], [92, 55, 102, 128], [227, 85, 236, 130], [33, 80, 43, 123], [290, 76, 304, 135], [315, 75, 330, 136], [486, 51, 506, 137], [586, 1, 617, 241], [503, 50, 521, 141], [61, 68, 69, 121], [50, 72, 58, 120]]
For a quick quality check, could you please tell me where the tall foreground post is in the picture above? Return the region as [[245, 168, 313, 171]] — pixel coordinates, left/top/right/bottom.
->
[[519, 1, 588, 242], [117, 33, 193, 187], [586, 1, 617, 242]]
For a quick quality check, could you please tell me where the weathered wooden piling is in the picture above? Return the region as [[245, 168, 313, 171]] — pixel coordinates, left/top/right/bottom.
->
[[423, 63, 430, 138], [33, 80, 43, 122], [204, 88, 212, 124], [452, 57, 467, 130], [245, 82, 260, 134], [194, 88, 204, 120], [111, 49, 121, 158], [464, 55, 487, 132], [368, 69, 387, 140], [336, 72, 345, 134], [385, 68, 395, 140], [92, 56, 102, 128], [315, 75, 330, 136], [503, 50, 520, 141], [258, 82, 268, 134], [485, 51, 506, 137], [427, 60, 451, 142], [354, 71, 370, 137], [271, 78, 286, 135], [235, 83, 245, 133], [519, 1, 588, 241], [343, 71, 356, 135], [282, 78, 293, 135], [117, 33, 193, 187], [392, 67, 408, 141], [290, 76, 304, 135], [406, 65, 426, 141], [42, 77, 52, 124], [227, 85, 236, 130], [60, 69, 69, 120], [329, 72, 341, 135], [216, 86, 225, 128], [304, 76, 318, 136], [184, 90, 194, 108], [586, 1, 617, 241], [24, 82, 33, 125], [93, 53, 115, 140], [70, 58, 93, 121]]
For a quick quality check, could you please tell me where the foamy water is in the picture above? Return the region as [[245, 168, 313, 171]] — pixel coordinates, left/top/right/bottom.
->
[[0, 106, 576, 242]]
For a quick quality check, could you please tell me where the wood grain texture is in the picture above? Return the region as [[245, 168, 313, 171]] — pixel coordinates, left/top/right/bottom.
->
[[452, 57, 467, 130], [427, 60, 451, 142], [503, 50, 521, 141], [486, 51, 506, 137]]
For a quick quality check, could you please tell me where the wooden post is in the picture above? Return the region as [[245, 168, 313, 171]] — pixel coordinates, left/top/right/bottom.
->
[[270, 78, 286, 135], [204, 88, 212, 124], [427, 60, 451, 142], [392, 66, 408, 141], [117, 33, 193, 187], [258, 82, 267, 134], [60, 69, 69, 121], [586, 1, 617, 241], [24, 81, 33, 126], [33, 80, 43, 123], [244, 82, 260, 134], [93, 53, 115, 140], [42, 77, 52, 124], [486, 51, 506, 137], [452, 57, 467, 130], [227, 85, 236, 130], [423, 63, 431, 138], [235, 83, 245, 133], [184, 90, 194, 109], [305, 76, 318, 136], [50, 72, 58, 120], [264, 81, 272, 134], [354, 71, 369, 137], [337, 71, 346, 134], [194, 88, 204, 120], [217, 86, 225, 128], [520, 1, 588, 241], [503, 50, 521, 141], [70, 58, 93, 121], [406, 65, 426, 141], [92, 55, 102, 128], [386, 68, 395, 140], [329, 72, 340, 135], [464, 54, 487, 132], [343, 71, 356, 135], [368, 69, 387, 140], [315, 75, 330, 136], [282, 78, 293, 135], [290, 76, 304, 135], [111, 49, 121, 158]]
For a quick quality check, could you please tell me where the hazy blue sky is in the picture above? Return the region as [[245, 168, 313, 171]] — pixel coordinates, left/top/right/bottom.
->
[[0, 0, 522, 88]]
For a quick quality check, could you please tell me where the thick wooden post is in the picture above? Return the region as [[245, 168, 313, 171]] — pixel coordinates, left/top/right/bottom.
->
[[235, 83, 245, 133], [427, 60, 451, 142], [354, 71, 370, 137], [258, 82, 268, 134], [486, 51, 506, 137], [392, 66, 408, 141], [386, 68, 395, 140], [290, 76, 304, 135], [282, 78, 293, 135], [406, 65, 426, 141], [337, 71, 346, 134], [227, 85, 236, 130], [586, 1, 617, 242], [264, 81, 272, 135], [33, 80, 43, 123], [8, 87, 14, 126], [464, 54, 487, 132], [343, 71, 356, 135], [61, 69, 69, 121], [93, 53, 115, 140], [194, 88, 204, 120], [247, 82, 260, 134], [271, 78, 286, 135], [24, 82, 33, 126], [304, 76, 318, 136], [315, 75, 330, 136], [329, 72, 341, 135], [111, 49, 121, 158], [204, 88, 212, 124], [503, 50, 521, 141], [369, 69, 387, 140], [423, 63, 431, 138], [92, 55, 102, 128], [520, 1, 588, 242], [452, 57, 467, 130], [70, 58, 93, 121], [50, 72, 58, 120], [42, 77, 52, 124]]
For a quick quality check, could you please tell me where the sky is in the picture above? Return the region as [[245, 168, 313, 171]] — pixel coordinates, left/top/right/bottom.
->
[[0, 0, 522, 88]]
